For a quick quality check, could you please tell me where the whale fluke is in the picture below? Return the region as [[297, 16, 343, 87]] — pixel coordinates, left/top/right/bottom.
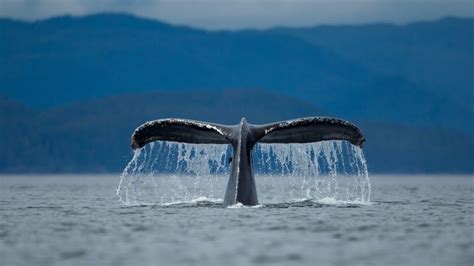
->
[[256, 117, 365, 147], [130, 117, 365, 206], [131, 119, 232, 149]]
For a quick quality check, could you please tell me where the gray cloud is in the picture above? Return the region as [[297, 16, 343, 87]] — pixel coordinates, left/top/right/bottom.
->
[[0, 0, 473, 29]]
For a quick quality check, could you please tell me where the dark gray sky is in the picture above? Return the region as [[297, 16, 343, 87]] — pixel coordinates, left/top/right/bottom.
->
[[1, 0, 473, 29]]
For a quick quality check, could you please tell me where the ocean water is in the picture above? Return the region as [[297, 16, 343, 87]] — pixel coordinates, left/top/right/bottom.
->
[[0, 175, 472, 266]]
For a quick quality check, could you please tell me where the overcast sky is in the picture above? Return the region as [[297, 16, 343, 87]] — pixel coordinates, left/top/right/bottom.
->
[[1, 0, 473, 29]]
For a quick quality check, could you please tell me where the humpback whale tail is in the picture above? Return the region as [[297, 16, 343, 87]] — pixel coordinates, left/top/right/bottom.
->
[[131, 117, 365, 207]]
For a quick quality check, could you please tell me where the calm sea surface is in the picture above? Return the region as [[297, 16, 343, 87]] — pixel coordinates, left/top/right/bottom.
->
[[0, 175, 472, 266]]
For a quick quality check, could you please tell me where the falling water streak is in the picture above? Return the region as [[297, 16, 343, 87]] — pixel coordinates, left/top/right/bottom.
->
[[353, 145, 371, 202], [117, 149, 141, 204], [253, 141, 370, 203], [117, 140, 370, 205]]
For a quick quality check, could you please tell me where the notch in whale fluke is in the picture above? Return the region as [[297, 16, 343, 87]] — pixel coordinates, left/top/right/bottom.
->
[[130, 117, 365, 206]]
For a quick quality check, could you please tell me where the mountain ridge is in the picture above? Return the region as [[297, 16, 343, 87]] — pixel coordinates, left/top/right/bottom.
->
[[1, 13, 472, 30]]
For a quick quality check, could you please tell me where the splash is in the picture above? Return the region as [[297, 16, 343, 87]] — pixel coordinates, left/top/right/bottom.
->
[[117, 140, 370, 206], [117, 141, 231, 205], [253, 141, 370, 203]]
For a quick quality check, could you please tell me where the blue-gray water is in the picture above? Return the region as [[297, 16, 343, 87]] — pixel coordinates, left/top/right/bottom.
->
[[0, 175, 472, 266]]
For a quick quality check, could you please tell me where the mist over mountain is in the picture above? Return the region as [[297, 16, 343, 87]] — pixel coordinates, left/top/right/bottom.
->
[[0, 14, 473, 173]]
